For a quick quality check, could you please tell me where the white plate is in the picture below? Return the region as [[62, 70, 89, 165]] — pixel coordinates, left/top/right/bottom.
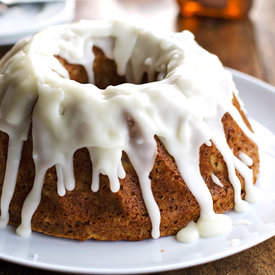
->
[[0, 0, 75, 45], [0, 69, 274, 274]]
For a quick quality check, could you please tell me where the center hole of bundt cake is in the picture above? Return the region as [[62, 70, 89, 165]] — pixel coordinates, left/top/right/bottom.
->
[[56, 46, 162, 89]]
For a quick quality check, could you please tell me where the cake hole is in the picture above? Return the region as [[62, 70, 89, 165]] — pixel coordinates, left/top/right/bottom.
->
[[55, 46, 167, 89], [55, 55, 89, 84], [210, 154, 223, 171], [92, 46, 126, 89], [156, 160, 162, 165], [155, 168, 161, 173]]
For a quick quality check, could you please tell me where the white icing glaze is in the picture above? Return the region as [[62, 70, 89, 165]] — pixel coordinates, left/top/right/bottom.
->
[[234, 219, 252, 225], [205, 140, 212, 146], [228, 238, 241, 247], [233, 155, 260, 203], [0, 20, 259, 241], [196, 214, 232, 237], [176, 214, 232, 242], [239, 151, 253, 166], [176, 221, 199, 243], [211, 173, 223, 187]]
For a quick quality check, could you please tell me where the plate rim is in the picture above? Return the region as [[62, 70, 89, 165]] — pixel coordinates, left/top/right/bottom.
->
[[0, 0, 75, 45], [0, 229, 274, 274]]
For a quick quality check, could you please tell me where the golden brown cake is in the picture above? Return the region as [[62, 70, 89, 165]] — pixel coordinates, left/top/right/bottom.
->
[[0, 21, 259, 242]]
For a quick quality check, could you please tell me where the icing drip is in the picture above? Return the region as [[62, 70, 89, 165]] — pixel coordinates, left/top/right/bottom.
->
[[16, 166, 47, 237], [239, 152, 253, 166], [209, 122, 250, 213], [176, 221, 199, 243], [233, 155, 260, 203], [88, 147, 124, 193], [56, 164, 66, 196], [0, 136, 24, 228], [176, 215, 232, 242], [211, 173, 223, 187], [205, 140, 212, 146], [0, 20, 259, 241], [125, 137, 159, 238], [196, 214, 232, 237], [56, 160, 75, 196]]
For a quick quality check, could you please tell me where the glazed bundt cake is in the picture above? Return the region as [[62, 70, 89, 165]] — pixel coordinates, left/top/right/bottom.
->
[[0, 20, 259, 242]]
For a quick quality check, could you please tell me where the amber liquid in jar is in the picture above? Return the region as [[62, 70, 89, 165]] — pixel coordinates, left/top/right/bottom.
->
[[177, 0, 253, 19]]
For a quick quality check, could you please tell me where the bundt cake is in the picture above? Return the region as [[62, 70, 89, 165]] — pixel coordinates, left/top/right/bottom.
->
[[0, 20, 259, 242]]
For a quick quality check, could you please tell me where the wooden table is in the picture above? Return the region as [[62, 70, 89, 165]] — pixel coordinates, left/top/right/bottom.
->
[[0, 0, 274, 274]]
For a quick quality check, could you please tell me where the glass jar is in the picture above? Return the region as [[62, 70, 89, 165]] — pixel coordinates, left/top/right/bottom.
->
[[177, 0, 253, 19]]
